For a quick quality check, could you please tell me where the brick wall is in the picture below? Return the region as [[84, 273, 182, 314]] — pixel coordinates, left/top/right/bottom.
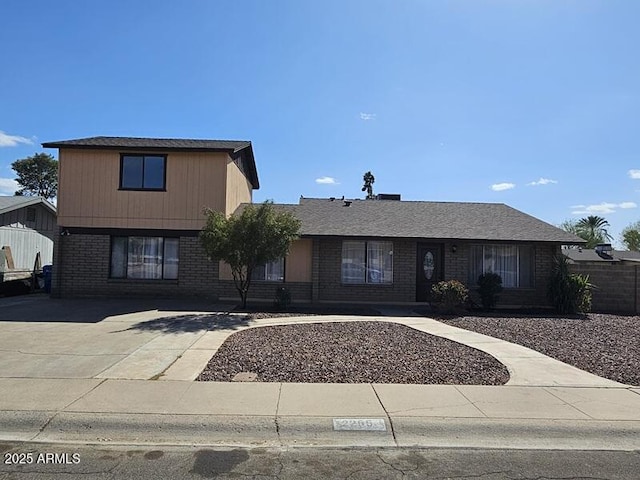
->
[[53, 233, 219, 299], [443, 242, 557, 309], [217, 280, 312, 304], [568, 261, 639, 314], [316, 238, 416, 303]]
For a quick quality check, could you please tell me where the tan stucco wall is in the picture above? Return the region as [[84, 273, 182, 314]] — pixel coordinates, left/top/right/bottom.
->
[[57, 149, 230, 229], [285, 238, 312, 282], [218, 238, 312, 282]]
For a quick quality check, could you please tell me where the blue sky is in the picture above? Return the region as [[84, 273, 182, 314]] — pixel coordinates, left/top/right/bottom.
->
[[1, 0, 639, 246]]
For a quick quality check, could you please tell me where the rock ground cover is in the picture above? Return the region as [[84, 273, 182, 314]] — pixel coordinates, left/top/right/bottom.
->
[[197, 321, 509, 385], [437, 313, 640, 386]]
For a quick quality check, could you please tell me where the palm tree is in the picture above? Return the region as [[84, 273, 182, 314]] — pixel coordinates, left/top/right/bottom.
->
[[575, 216, 613, 249]]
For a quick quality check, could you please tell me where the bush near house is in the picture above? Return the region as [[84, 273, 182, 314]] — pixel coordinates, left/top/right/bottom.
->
[[477, 272, 503, 310], [548, 255, 593, 314], [432, 280, 469, 314]]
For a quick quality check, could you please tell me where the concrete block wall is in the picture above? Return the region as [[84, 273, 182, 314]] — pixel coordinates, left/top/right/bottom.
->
[[568, 262, 639, 314], [316, 238, 416, 303], [217, 280, 312, 304], [444, 242, 556, 309], [53, 233, 219, 299]]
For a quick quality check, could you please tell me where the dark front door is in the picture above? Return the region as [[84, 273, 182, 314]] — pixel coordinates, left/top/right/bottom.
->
[[416, 243, 444, 302]]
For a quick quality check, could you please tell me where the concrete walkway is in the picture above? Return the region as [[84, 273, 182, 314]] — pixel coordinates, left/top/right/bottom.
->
[[1, 298, 639, 450], [161, 314, 627, 387]]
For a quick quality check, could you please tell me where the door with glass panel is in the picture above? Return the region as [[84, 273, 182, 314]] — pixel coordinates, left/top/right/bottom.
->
[[416, 243, 443, 302]]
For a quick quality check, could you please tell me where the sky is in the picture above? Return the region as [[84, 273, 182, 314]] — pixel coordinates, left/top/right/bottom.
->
[[1, 0, 639, 246]]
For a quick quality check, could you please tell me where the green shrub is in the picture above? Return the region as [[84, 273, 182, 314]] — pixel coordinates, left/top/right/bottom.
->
[[274, 286, 291, 309], [547, 255, 593, 314], [431, 280, 469, 313], [477, 272, 503, 310]]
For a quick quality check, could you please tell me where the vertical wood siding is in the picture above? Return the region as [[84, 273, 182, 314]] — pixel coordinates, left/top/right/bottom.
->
[[58, 149, 236, 229]]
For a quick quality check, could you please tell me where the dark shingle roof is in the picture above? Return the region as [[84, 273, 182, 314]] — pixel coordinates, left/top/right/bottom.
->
[[0, 196, 56, 215], [273, 198, 584, 243], [564, 248, 640, 262], [41, 136, 250, 151], [41, 136, 259, 189]]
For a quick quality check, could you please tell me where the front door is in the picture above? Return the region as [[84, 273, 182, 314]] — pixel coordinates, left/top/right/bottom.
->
[[416, 243, 443, 302]]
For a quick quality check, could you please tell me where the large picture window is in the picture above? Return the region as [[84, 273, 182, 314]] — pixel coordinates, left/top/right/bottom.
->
[[341, 241, 393, 284], [470, 245, 533, 288], [251, 258, 285, 282], [120, 155, 166, 190], [110, 237, 178, 280]]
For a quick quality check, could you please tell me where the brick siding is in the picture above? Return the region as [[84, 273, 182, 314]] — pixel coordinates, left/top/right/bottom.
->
[[315, 238, 416, 303], [52, 232, 219, 299]]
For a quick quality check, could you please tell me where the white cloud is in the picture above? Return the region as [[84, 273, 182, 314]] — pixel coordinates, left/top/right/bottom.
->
[[491, 182, 515, 191], [0, 131, 33, 147], [628, 169, 640, 179], [315, 176, 339, 185], [571, 202, 637, 215], [0, 177, 18, 195], [359, 113, 376, 121], [619, 202, 637, 209], [527, 177, 558, 186]]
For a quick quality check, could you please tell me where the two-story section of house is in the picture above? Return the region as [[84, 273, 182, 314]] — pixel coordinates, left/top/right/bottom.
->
[[42, 136, 261, 298]]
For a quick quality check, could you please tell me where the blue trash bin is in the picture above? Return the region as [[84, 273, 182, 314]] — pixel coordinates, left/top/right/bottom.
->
[[43, 265, 52, 293]]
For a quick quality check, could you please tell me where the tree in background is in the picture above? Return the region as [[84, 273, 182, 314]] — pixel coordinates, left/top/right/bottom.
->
[[11, 153, 58, 200], [621, 221, 640, 251], [576, 215, 613, 248], [199, 201, 301, 308], [362, 171, 375, 199], [560, 216, 613, 249]]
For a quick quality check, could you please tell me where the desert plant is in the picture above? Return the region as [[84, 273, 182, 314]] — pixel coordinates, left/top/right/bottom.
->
[[477, 272, 503, 310], [274, 286, 291, 309], [431, 280, 469, 314], [547, 255, 593, 314]]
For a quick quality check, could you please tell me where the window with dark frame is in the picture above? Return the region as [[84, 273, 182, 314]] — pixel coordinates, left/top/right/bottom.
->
[[341, 240, 393, 284], [110, 236, 178, 280], [469, 244, 534, 288], [251, 258, 285, 282], [120, 154, 166, 190]]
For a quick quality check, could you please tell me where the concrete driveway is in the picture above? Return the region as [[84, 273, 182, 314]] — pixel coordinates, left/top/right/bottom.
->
[[0, 295, 242, 380]]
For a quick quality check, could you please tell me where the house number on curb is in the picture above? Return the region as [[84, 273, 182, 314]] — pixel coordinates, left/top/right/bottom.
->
[[333, 418, 387, 431]]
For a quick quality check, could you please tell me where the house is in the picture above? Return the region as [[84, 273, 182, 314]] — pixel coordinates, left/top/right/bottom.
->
[[42, 136, 258, 298], [44, 136, 583, 307], [0, 196, 57, 283], [564, 245, 640, 313]]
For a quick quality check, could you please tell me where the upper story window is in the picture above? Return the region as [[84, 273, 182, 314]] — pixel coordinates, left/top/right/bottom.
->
[[120, 154, 166, 190]]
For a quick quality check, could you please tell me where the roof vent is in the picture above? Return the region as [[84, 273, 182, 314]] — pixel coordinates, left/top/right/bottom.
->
[[595, 243, 613, 259], [375, 193, 401, 201], [343, 200, 352, 207]]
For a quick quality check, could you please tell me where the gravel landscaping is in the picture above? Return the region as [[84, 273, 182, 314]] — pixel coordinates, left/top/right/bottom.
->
[[437, 313, 640, 386], [197, 321, 509, 385]]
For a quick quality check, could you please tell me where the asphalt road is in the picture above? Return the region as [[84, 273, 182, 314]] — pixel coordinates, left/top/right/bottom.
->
[[1, 442, 639, 479]]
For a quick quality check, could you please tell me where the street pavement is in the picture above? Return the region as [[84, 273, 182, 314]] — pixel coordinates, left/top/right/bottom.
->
[[0, 295, 639, 452]]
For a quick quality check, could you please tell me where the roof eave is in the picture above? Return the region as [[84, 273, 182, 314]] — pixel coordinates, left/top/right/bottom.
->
[[0, 197, 57, 216]]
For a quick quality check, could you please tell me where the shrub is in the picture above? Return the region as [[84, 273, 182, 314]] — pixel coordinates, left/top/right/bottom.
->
[[274, 286, 292, 309], [547, 255, 593, 314], [477, 272, 503, 310], [431, 280, 469, 313]]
